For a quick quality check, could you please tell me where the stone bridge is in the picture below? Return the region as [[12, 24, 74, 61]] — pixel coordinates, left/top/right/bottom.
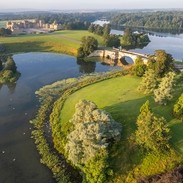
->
[[88, 49, 149, 66]]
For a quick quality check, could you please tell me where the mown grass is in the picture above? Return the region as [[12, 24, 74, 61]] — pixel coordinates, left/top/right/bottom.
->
[[0, 30, 104, 55], [60, 74, 183, 182]]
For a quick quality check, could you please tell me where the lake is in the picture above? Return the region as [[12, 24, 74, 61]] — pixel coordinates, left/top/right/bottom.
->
[[0, 52, 119, 183]]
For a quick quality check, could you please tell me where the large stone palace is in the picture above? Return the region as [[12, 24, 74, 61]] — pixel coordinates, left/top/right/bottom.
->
[[6, 19, 62, 32]]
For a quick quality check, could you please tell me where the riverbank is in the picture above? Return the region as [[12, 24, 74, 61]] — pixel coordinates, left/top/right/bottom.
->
[[34, 69, 183, 183], [0, 30, 103, 56]]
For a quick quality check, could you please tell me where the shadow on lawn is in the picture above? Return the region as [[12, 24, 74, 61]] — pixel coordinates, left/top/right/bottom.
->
[[4, 41, 52, 53], [169, 121, 183, 153]]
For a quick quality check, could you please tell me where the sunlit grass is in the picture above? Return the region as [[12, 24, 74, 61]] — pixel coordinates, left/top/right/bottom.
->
[[60, 74, 183, 182], [0, 30, 104, 55]]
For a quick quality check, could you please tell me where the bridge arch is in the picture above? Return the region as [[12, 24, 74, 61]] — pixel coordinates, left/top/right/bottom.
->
[[119, 56, 134, 65]]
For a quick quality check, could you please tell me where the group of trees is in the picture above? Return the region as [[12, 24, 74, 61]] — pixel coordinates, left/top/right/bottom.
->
[[0, 54, 20, 84], [111, 11, 183, 32], [133, 49, 175, 78], [77, 36, 98, 58], [88, 24, 111, 37], [65, 100, 122, 183], [0, 28, 12, 37], [121, 28, 150, 48]]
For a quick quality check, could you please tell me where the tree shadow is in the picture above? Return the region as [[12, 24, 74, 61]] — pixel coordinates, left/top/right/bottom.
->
[[169, 121, 183, 154], [4, 41, 52, 54]]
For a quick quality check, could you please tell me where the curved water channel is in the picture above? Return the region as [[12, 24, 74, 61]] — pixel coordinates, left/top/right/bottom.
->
[[0, 30, 183, 183]]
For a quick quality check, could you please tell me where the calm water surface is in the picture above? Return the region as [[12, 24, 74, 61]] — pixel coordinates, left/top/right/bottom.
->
[[0, 52, 119, 183]]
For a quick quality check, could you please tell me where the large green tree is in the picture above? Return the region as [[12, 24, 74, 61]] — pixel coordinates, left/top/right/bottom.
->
[[154, 72, 175, 105], [65, 100, 122, 183], [132, 56, 147, 77], [135, 101, 170, 152], [77, 36, 98, 58], [104, 34, 120, 47], [148, 50, 174, 77], [137, 69, 157, 94], [4, 56, 17, 73]]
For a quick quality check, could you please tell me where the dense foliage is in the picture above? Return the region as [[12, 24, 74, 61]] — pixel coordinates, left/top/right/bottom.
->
[[173, 93, 183, 121], [0, 54, 20, 84], [104, 34, 120, 47], [148, 50, 175, 77], [154, 72, 175, 105], [137, 69, 157, 94], [135, 101, 170, 152], [0, 28, 12, 36], [65, 100, 122, 183], [88, 24, 111, 37], [121, 28, 150, 48], [132, 56, 147, 77], [111, 11, 183, 32], [77, 36, 98, 58]]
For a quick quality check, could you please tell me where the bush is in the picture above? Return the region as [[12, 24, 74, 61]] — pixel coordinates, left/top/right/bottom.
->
[[173, 93, 183, 121]]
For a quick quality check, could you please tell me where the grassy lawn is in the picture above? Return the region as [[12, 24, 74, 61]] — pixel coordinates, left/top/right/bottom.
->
[[0, 30, 104, 55], [60, 74, 183, 182]]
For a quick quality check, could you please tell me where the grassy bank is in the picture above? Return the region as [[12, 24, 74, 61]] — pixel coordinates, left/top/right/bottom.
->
[[60, 74, 183, 182], [0, 30, 103, 55]]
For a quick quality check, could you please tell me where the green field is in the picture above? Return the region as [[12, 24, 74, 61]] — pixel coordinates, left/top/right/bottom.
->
[[60, 75, 183, 182], [0, 30, 104, 55]]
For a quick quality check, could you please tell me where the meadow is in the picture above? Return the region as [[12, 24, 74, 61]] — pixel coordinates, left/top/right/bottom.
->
[[60, 74, 183, 182], [0, 30, 104, 55]]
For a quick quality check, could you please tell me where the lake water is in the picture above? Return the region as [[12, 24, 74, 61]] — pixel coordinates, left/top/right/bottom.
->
[[0, 52, 119, 183]]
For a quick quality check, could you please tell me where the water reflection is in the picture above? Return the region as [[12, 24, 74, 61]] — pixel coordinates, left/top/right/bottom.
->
[[77, 59, 96, 73]]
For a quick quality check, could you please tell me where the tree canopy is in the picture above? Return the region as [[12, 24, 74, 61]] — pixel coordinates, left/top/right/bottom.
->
[[65, 100, 122, 183], [135, 101, 170, 152], [77, 36, 98, 58]]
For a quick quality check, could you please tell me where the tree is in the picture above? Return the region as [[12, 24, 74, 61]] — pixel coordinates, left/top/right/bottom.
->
[[173, 93, 183, 121], [154, 72, 175, 105], [148, 50, 174, 77], [135, 101, 170, 152], [137, 69, 157, 94], [4, 56, 17, 73], [121, 28, 134, 46], [132, 56, 147, 77], [104, 34, 120, 47], [103, 24, 111, 37], [0, 28, 12, 36], [77, 36, 98, 58], [65, 100, 122, 182]]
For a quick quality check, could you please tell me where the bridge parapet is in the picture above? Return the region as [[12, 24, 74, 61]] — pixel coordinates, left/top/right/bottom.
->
[[88, 49, 149, 65]]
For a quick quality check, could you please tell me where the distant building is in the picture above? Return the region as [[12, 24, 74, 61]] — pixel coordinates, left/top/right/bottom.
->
[[6, 19, 62, 32]]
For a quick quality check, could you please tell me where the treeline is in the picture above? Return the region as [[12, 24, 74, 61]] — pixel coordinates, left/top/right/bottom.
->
[[111, 11, 183, 32]]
